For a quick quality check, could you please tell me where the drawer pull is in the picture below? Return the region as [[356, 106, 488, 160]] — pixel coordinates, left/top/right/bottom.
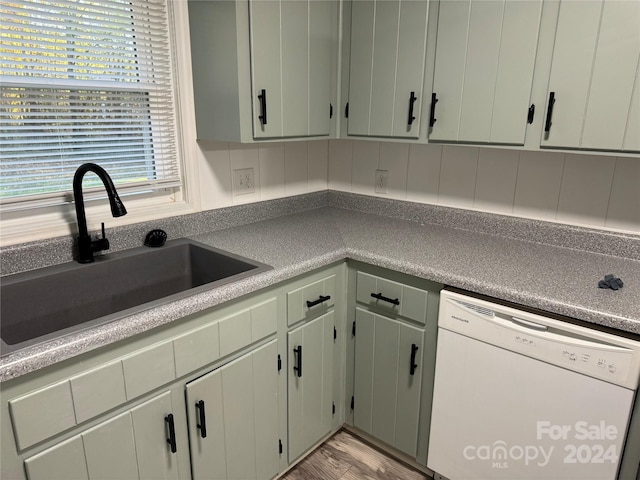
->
[[195, 400, 207, 438], [293, 345, 302, 378], [410, 344, 419, 376], [165, 414, 177, 453], [371, 292, 400, 306], [306, 295, 331, 308]]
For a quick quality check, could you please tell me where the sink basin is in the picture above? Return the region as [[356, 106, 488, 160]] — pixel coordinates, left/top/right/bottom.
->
[[0, 239, 271, 356]]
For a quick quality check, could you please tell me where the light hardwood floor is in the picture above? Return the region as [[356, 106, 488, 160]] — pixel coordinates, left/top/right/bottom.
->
[[281, 430, 430, 480]]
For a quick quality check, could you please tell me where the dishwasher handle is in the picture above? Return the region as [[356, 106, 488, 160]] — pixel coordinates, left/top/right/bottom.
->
[[512, 317, 548, 332]]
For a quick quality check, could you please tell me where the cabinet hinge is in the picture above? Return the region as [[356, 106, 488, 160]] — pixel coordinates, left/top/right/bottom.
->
[[350, 396, 354, 410], [345, 102, 349, 118], [332, 401, 336, 415], [277, 354, 282, 371], [330, 103, 334, 119], [527, 104, 535, 124], [334, 326, 337, 341], [352, 320, 356, 337], [279, 439, 283, 455]]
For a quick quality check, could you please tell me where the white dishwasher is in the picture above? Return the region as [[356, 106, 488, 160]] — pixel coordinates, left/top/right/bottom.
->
[[428, 290, 640, 480]]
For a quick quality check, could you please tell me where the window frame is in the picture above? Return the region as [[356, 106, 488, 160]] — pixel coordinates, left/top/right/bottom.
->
[[0, 0, 200, 247]]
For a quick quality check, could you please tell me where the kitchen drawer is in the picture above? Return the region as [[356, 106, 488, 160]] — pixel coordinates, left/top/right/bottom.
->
[[287, 275, 336, 326], [9, 380, 76, 450], [356, 272, 428, 324]]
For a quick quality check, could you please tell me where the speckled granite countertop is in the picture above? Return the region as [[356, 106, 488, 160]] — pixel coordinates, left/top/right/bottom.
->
[[2, 193, 639, 382]]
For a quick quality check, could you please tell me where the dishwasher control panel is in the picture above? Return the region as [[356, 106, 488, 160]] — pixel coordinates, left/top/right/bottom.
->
[[439, 290, 640, 390]]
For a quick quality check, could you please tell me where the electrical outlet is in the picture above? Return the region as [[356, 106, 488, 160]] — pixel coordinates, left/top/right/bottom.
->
[[233, 168, 255, 195], [375, 170, 388, 194]]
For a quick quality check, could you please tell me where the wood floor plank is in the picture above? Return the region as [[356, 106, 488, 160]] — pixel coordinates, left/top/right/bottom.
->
[[281, 440, 352, 480], [282, 431, 428, 480], [325, 432, 427, 480]]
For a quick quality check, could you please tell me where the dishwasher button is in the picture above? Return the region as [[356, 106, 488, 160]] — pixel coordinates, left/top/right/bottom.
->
[[608, 364, 616, 374]]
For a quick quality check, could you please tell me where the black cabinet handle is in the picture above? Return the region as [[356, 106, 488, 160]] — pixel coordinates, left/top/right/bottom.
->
[[195, 400, 207, 439], [429, 93, 438, 127], [544, 92, 555, 133], [165, 414, 177, 453], [330, 103, 333, 119], [306, 295, 331, 308], [408, 91, 417, 125], [293, 345, 302, 378], [258, 89, 267, 125], [410, 344, 419, 376], [371, 292, 400, 306], [527, 104, 535, 124]]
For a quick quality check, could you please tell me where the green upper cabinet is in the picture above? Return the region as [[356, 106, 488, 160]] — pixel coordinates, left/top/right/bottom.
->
[[346, 0, 429, 139], [188, 0, 337, 142], [540, 0, 640, 152], [429, 0, 543, 145]]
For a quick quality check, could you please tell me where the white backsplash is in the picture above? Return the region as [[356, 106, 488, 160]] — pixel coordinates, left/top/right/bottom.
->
[[329, 141, 640, 234], [195, 139, 639, 234], [196, 140, 329, 209]]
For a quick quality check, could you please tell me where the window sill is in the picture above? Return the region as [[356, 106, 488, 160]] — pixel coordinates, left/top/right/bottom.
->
[[0, 195, 197, 248]]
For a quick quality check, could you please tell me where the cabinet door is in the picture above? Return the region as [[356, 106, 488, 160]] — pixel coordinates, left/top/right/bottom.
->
[[24, 437, 88, 480], [25, 392, 179, 480], [250, 0, 333, 139], [430, 0, 543, 145], [288, 311, 334, 462], [353, 308, 424, 457], [250, 0, 283, 139], [542, 0, 640, 151], [347, 0, 428, 138], [186, 340, 280, 480], [130, 392, 179, 480]]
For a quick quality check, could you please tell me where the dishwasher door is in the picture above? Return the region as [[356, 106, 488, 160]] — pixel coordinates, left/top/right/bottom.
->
[[428, 328, 635, 480]]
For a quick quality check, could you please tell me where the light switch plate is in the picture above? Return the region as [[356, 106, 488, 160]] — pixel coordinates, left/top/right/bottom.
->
[[233, 168, 255, 195]]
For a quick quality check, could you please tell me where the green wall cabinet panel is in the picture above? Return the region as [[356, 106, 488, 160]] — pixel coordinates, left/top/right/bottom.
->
[[541, 0, 640, 152], [188, 0, 337, 142], [347, 0, 429, 139], [429, 0, 543, 145]]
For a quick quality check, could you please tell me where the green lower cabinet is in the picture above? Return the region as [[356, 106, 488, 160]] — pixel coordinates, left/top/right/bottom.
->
[[353, 307, 424, 457], [24, 391, 180, 480], [287, 311, 334, 462], [185, 339, 280, 480]]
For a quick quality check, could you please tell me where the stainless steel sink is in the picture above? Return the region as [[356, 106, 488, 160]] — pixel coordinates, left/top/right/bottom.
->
[[0, 239, 271, 356]]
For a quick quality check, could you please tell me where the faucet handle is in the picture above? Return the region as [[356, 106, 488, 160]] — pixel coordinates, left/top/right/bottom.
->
[[91, 222, 110, 254]]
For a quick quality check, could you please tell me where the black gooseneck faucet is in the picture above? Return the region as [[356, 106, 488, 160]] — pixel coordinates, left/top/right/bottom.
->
[[73, 163, 127, 263]]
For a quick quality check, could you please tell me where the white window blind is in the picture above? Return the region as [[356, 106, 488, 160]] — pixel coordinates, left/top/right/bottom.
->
[[0, 0, 180, 211]]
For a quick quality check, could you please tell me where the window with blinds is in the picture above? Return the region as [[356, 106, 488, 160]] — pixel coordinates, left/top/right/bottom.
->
[[0, 0, 181, 211]]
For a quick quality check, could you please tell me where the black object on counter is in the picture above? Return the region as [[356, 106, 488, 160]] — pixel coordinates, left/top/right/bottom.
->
[[144, 229, 167, 247], [598, 274, 624, 290]]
